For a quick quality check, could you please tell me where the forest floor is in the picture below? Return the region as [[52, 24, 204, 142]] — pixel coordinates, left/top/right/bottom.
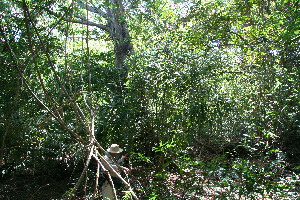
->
[[131, 169, 299, 200], [0, 174, 70, 200], [0, 169, 299, 200]]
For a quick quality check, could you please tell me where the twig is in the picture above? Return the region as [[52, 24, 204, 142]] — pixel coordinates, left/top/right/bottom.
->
[[29, 184, 50, 200], [94, 152, 100, 195], [107, 168, 118, 200], [67, 144, 95, 199]]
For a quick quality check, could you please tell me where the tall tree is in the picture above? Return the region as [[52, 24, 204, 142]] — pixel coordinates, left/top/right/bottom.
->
[[73, 0, 134, 90]]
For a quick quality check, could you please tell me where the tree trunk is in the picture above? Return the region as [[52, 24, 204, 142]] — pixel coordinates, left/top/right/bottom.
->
[[106, 0, 133, 96], [75, 0, 133, 72], [75, 0, 134, 96]]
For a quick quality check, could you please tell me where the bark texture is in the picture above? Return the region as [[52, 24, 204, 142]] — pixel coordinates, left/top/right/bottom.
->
[[76, 0, 133, 71]]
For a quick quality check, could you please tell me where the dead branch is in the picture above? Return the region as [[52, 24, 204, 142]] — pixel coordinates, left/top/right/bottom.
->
[[94, 149, 138, 200], [67, 144, 95, 199]]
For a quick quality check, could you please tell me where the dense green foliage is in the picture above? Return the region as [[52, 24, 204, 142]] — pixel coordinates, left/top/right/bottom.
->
[[0, 0, 299, 199]]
